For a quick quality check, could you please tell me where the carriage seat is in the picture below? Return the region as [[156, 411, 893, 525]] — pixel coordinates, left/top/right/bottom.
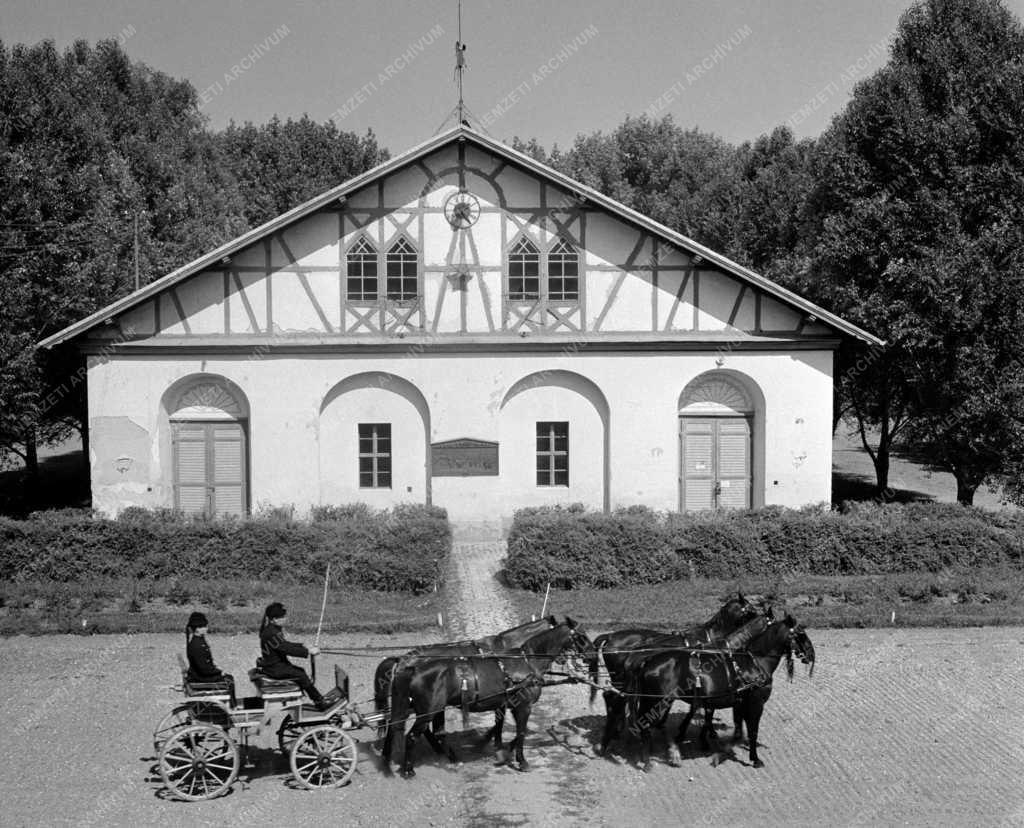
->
[[248, 668, 302, 698], [183, 678, 233, 699]]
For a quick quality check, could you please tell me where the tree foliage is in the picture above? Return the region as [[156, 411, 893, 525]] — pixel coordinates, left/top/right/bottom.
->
[[0, 39, 387, 495], [799, 0, 1024, 503]]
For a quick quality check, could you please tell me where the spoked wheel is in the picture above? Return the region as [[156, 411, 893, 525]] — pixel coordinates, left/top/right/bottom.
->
[[289, 725, 358, 790], [159, 724, 240, 801], [277, 714, 302, 756], [153, 701, 231, 753]]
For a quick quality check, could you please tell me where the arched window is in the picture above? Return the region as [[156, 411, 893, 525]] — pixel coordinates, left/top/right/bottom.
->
[[548, 238, 579, 301], [346, 237, 378, 301], [508, 237, 540, 300], [386, 237, 418, 301]]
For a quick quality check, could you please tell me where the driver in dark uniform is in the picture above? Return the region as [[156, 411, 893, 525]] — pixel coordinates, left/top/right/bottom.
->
[[258, 602, 327, 710]]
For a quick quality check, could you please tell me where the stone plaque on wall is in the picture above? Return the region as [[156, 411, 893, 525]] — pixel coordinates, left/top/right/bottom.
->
[[431, 438, 499, 476]]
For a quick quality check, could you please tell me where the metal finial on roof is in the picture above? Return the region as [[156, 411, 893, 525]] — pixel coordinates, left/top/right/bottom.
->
[[435, 0, 489, 135]]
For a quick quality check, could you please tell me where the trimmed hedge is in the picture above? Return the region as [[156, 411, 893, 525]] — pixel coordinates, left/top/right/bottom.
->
[[504, 503, 1024, 590], [0, 503, 450, 594]]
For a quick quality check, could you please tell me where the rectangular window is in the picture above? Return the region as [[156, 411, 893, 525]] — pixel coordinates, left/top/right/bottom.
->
[[347, 239, 378, 301], [536, 421, 568, 486], [358, 423, 391, 488]]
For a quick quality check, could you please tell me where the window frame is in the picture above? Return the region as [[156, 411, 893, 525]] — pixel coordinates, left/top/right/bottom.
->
[[385, 236, 419, 302], [358, 422, 392, 489], [536, 421, 569, 487], [346, 236, 379, 302]]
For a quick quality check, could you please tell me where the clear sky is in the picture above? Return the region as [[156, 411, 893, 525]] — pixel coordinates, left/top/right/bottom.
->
[[5, 0, 1024, 154]]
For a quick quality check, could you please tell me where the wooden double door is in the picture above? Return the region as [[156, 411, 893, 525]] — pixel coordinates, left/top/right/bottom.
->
[[679, 416, 751, 510], [172, 421, 248, 516]]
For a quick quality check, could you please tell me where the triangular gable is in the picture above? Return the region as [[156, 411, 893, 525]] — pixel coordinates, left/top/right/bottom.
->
[[39, 126, 882, 348]]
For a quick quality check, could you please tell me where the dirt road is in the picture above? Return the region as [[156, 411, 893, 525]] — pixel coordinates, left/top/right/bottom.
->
[[2, 535, 1022, 827]]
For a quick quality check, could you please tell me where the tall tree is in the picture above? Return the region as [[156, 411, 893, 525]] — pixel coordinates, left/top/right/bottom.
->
[[0, 40, 393, 503], [552, 115, 743, 253], [215, 116, 388, 226], [799, 0, 1024, 503]]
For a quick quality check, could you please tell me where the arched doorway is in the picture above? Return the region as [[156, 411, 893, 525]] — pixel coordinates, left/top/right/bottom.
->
[[163, 377, 250, 516], [678, 372, 761, 511]]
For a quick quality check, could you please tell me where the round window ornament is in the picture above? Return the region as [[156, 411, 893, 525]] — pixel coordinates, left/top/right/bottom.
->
[[443, 190, 481, 229]]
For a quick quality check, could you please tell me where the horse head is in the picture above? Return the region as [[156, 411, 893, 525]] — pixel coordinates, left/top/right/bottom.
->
[[558, 616, 595, 674], [782, 614, 815, 679]]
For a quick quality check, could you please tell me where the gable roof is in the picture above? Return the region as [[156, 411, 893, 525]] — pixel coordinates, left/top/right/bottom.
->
[[39, 125, 883, 348]]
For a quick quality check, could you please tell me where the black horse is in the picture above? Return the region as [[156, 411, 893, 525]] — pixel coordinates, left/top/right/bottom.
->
[[626, 614, 815, 770], [388, 619, 593, 777], [374, 616, 557, 760], [588, 593, 767, 756]]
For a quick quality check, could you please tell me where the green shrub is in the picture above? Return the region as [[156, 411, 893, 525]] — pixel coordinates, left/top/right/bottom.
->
[[504, 503, 1024, 590], [0, 503, 449, 594]]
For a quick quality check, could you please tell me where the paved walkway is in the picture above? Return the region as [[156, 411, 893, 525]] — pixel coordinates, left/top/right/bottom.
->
[[441, 524, 600, 826], [443, 525, 517, 639]]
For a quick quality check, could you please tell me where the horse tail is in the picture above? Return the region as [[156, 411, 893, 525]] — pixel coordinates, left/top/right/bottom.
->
[[589, 635, 608, 706], [374, 657, 397, 742], [388, 662, 414, 768]]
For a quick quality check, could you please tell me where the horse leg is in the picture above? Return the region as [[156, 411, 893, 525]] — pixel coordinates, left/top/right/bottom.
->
[[732, 704, 745, 744], [634, 699, 655, 772], [743, 696, 765, 768], [423, 712, 457, 762], [670, 704, 695, 766], [598, 694, 620, 756], [401, 716, 430, 779], [509, 699, 533, 771], [480, 707, 505, 750]]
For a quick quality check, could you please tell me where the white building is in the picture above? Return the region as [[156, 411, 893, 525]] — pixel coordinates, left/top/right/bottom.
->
[[41, 126, 881, 526]]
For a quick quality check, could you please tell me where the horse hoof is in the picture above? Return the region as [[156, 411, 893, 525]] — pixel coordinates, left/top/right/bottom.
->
[[641, 762, 653, 773], [401, 768, 416, 779], [495, 749, 511, 766], [517, 761, 530, 772], [753, 759, 764, 769]]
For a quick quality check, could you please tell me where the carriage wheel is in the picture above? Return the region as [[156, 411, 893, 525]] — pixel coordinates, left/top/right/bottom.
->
[[153, 701, 230, 752], [159, 724, 240, 801], [153, 704, 193, 753], [289, 725, 358, 790], [277, 714, 302, 756]]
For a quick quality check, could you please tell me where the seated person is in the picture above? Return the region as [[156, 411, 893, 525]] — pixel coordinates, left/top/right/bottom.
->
[[257, 602, 327, 710], [185, 611, 236, 704]]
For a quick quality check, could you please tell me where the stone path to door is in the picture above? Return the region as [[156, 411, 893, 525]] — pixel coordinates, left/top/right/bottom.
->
[[441, 523, 602, 826]]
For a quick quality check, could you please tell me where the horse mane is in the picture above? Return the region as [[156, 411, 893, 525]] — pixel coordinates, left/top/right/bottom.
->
[[723, 615, 766, 650]]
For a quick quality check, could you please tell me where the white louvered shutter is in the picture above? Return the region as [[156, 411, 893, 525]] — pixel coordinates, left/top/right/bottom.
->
[[212, 424, 245, 516], [716, 419, 751, 509], [174, 424, 209, 514], [682, 420, 715, 510]]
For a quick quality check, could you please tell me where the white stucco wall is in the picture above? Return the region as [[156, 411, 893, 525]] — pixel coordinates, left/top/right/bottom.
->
[[85, 349, 833, 521]]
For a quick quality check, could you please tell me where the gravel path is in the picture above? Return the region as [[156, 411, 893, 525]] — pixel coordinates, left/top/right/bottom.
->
[[2, 551, 1023, 826]]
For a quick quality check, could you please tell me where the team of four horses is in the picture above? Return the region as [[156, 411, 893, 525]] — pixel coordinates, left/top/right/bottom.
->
[[378, 594, 815, 777]]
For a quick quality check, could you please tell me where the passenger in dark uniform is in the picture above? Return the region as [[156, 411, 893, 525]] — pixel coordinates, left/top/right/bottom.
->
[[258, 602, 327, 710], [185, 611, 236, 704]]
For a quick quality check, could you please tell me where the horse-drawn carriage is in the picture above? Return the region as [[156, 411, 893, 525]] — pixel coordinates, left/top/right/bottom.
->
[[152, 597, 814, 800], [153, 661, 384, 801]]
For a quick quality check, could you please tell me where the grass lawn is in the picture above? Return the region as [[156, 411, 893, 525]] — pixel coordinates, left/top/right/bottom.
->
[[503, 568, 1024, 630], [0, 579, 441, 636]]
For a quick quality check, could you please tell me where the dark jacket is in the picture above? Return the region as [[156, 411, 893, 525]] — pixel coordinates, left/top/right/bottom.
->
[[259, 622, 309, 669], [187, 635, 224, 682]]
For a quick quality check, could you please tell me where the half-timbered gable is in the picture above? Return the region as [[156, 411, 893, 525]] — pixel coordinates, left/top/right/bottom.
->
[[42, 126, 880, 524]]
